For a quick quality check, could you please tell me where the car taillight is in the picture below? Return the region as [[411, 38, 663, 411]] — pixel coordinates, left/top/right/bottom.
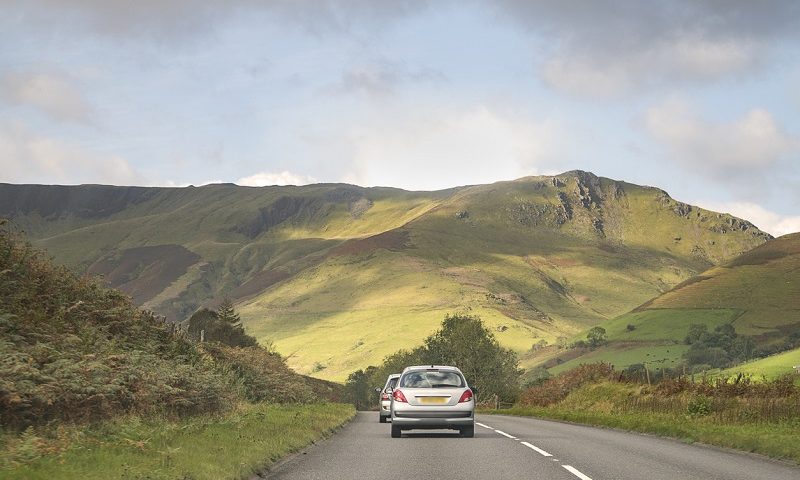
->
[[392, 389, 408, 403], [381, 393, 389, 400], [458, 389, 473, 403]]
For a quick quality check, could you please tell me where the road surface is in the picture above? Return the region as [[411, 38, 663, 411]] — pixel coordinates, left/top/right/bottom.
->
[[262, 412, 799, 479]]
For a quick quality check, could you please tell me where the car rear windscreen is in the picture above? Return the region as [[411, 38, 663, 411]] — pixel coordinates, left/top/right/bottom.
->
[[400, 370, 464, 388], [387, 378, 398, 390]]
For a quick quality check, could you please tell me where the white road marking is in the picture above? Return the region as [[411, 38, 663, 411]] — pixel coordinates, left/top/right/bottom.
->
[[494, 429, 517, 439], [520, 441, 553, 457], [475, 422, 492, 429], [563, 465, 593, 480]]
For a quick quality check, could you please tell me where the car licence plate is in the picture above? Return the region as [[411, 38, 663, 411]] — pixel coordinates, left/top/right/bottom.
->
[[418, 396, 448, 404]]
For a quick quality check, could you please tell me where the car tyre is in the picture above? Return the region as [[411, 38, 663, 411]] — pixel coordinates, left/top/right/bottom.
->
[[379, 415, 387, 424], [460, 425, 474, 438], [391, 425, 402, 438]]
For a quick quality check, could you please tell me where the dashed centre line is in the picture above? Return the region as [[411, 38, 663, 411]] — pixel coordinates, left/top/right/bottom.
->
[[485, 421, 593, 479], [562, 465, 593, 480], [520, 441, 552, 457]]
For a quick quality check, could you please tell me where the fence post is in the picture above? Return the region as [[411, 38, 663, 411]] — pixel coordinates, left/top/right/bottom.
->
[[495, 394, 499, 410], [645, 364, 651, 386]]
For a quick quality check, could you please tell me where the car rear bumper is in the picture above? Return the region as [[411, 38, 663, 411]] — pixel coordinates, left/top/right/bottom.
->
[[390, 411, 474, 429]]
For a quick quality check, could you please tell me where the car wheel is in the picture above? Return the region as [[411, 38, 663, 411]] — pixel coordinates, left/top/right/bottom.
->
[[379, 415, 387, 423], [460, 426, 474, 438], [391, 425, 402, 438]]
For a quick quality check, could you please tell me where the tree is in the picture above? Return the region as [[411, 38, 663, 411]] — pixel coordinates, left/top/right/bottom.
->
[[186, 308, 257, 347], [217, 297, 241, 326], [586, 326, 607, 349], [356, 314, 522, 406], [345, 366, 378, 410], [685, 324, 708, 344], [418, 314, 522, 402]]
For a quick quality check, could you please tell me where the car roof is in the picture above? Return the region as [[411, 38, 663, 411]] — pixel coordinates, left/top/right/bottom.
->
[[387, 373, 401, 379], [401, 365, 462, 373]]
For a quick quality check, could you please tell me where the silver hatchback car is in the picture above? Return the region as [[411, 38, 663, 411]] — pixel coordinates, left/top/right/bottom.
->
[[389, 365, 475, 438], [377, 374, 401, 423]]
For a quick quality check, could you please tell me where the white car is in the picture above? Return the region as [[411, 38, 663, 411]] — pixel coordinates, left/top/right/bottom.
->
[[377, 374, 401, 423], [389, 365, 475, 438]]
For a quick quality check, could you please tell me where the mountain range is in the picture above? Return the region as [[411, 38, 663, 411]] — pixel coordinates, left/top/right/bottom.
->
[[0, 171, 772, 380]]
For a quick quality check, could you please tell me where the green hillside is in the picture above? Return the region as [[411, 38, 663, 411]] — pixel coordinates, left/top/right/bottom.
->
[[719, 347, 800, 378], [543, 233, 800, 374], [0, 171, 771, 380]]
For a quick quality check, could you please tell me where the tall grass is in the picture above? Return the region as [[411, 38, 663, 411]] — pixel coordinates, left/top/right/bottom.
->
[[0, 403, 355, 479], [501, 362, 800, 462]]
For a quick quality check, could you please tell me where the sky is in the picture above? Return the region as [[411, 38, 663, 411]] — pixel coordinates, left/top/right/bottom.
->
[[0, 0, 799, 236]]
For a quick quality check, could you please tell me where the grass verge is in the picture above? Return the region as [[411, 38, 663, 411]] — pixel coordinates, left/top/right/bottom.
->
[[0, 403, 355, 480], [485, 384, 800, 464]]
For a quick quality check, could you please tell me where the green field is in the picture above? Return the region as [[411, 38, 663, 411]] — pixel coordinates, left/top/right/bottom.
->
[[720, 347, 800, 379], [549, 344, 689, 375], [0, 403, 355, 480]]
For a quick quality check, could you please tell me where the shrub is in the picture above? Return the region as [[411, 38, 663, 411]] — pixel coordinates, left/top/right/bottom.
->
[[518, 362, 615, 407], [200, 343, 327, 403], [586, 326, 608, 348], [687, 395, 712, 417]]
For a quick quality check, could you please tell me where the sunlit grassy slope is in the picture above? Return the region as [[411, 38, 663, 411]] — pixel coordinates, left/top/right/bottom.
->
[[1, 172, 771, 381], [719, 347, 800, 378], [538, 233, 800, 375]]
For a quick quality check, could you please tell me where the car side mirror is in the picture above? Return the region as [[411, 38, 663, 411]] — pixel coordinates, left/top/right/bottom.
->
[[375, 387, 382, 393]]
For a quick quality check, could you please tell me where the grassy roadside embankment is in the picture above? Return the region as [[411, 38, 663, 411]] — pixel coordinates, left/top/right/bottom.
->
[[484, 364, 800, 463], [0, 222, 352, 479], [1, 403, 355, 480]]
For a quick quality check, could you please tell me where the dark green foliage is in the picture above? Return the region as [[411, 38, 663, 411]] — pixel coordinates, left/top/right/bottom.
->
[[685, 323, 708, 344], [682, 323, 755, 369], [348, 314, 522, 407], [685, 395, 711, 417], [216, 298, 241, 325], [522, 366, 552, 388], [344, 366, 379, 410], [626, 324, 636, 332], [186, 308, 257, 347], [586, 326, 608, 348], [423, 315, 522, 402]]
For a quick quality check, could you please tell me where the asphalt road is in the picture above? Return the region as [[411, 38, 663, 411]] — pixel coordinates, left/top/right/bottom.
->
[[263, 412, 800, 480]]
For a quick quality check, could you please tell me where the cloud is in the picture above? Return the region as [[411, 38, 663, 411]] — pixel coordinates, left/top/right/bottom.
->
[[340, 105, 564, 190], [17, 0, 431, 40], [541, 36, 759, 97], [324, 61, 446, 97], [694, 200, 800, 237], [644, 98, 797, 172], [0, 123, 143, 185], [11, 1, 798, 96], [1, 72, 93, 124], [237, 171, 317, 186], [490, 0, 800, 96]]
